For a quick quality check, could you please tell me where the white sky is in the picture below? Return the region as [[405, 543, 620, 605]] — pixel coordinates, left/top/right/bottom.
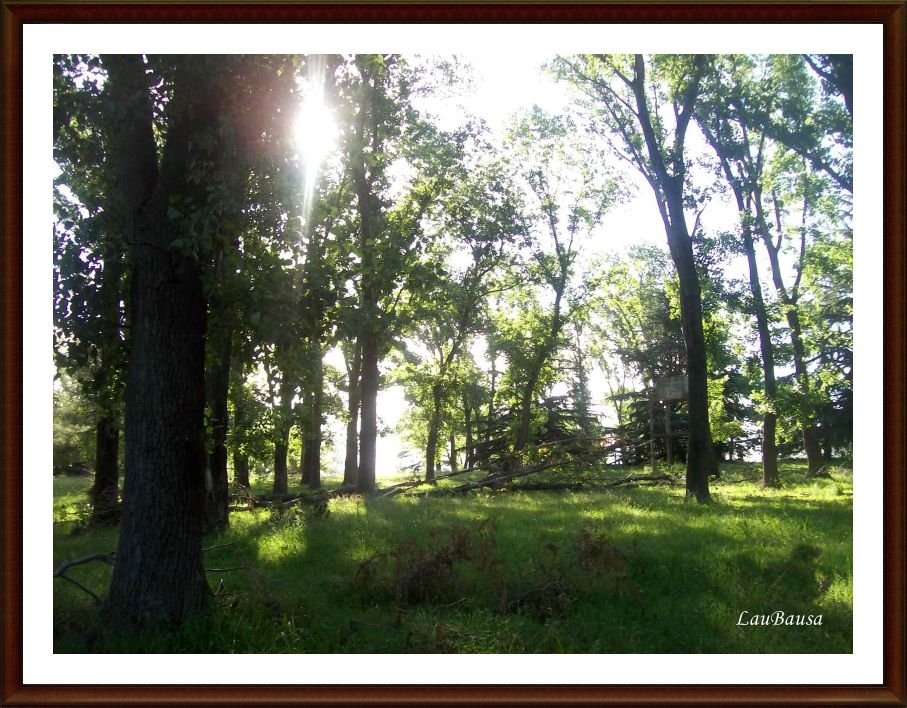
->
[[26, 23, 882, 688]]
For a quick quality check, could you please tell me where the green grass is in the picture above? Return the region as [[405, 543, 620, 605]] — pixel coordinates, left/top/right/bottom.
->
[[52, 461, 853, 653]]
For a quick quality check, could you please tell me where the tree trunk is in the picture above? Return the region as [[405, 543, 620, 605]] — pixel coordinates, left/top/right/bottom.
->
[[704, 127, 781, 489], [343, 345, 361, 487], [756, 192, 824, 475], [358, 331, 379, 494], [231, 357, 250, 489], [463, 396, 474, 470], [204, 326, 232, 532], [741, 222, 781, 488], [273, 371, 294, 495], [514, 368, 541, 453], [628, 54, 715, 502], [664, 190, 718, 501], [90, 413, 119, 525], [102, 55, 212, 626], [425, 382, 443, 482], [301, 351, 323, 489], [449, 431, 459, 473]]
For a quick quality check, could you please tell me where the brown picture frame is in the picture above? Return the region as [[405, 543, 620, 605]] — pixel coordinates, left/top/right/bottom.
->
[[2, 2, 904, 705]]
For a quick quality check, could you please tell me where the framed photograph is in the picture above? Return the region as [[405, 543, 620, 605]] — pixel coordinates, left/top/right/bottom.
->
[[3, 2, 904, 705]]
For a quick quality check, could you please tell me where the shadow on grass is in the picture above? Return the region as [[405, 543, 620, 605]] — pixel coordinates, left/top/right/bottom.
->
[[53, 481, 853, 654]]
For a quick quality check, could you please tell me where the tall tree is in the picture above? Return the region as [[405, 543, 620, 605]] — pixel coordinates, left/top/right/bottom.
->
[[504, 107, 615, 455], [53, 55, 126, 524], [556, 54, 718, 501], [101, 55, 219, 625], [696, 55, 781, 487]]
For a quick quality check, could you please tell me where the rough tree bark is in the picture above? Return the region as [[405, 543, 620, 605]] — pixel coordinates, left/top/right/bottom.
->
[[90, 413, 120, 525], [102, 55, 213, 625]]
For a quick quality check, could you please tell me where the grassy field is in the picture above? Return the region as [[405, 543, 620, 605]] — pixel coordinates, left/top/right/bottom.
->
[[52, 461, 853, 653]]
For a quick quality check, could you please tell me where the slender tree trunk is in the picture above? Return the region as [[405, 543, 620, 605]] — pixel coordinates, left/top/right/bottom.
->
[[343, 345, 361, 487], [204, 326, 232, 532], [90, 413, 119, 525], [103, 55, 212, 625], [742, 228, 781, 487], [628, 54, 715, 502], [449, 431, 459, 473], [463, 396, 474, 470], [230, 355, 250, 489], [302, 351, 323, 489], [273, 372, 294, 495], [756, 192, 824, 475], [702, 125, 781, 488], [425, 382, 443, 482], [358, 331, 379, 494]]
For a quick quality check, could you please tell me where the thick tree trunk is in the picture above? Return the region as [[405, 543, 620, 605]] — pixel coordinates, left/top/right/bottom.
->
[[233, 450, 250, 489], [358, 331, 379, 494], [515, 284, 564, 454], [90, 413, 119, 525], [273, 438, 289, 495], [514, 368, 541, 453], [102, 55, 213, 626]]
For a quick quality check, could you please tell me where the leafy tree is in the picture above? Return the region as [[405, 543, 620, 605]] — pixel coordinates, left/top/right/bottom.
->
[[695, 54, 783, 486], [53, 55, 126, 523], [100, 54, 222, 625], [556, 54, 719, 501], [738, 55, 852, 193], [501, 106, 616, 456], [395, 155, 525, 481]]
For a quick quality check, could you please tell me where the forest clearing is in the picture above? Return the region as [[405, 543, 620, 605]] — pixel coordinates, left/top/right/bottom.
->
[[51, 51, 853, 654], [53, 461, 853, 654]]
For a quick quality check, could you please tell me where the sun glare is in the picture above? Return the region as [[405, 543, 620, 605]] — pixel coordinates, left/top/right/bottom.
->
[[294, 90, 337, 172], [294, 65, 338, 235]]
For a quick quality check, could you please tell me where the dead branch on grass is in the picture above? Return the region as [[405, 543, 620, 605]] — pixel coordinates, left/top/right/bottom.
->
[[52, 552, 115, 604]]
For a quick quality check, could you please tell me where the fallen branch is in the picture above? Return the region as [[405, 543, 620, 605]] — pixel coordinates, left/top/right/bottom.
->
[[53, 552, 115, 576], [205, 564, 276, 584], [229, 485, 361, 511], [600, 473, 676, 488], [53, 552, 115, 605]]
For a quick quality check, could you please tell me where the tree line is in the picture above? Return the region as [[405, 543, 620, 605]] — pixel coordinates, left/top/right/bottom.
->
[[53, 53, 852, 626]]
